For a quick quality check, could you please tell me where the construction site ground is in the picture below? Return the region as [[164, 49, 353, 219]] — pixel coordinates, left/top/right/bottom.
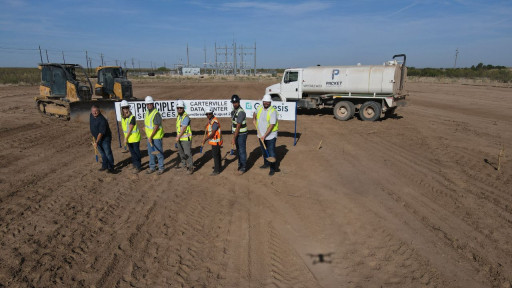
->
[[0, 79, 511, 287]]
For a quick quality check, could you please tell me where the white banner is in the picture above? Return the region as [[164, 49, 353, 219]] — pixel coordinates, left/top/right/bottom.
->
[[115, 100, 297, 121]]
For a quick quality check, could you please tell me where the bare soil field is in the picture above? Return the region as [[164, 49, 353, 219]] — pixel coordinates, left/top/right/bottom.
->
[[0, 79, 511, 287]]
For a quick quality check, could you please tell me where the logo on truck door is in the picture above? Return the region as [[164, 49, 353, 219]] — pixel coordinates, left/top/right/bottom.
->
[[331, 69, 339, 80]]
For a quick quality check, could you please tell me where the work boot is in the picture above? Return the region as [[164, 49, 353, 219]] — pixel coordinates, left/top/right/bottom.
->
[[132, 168, 142, 174], [146, 169, 155, 174], [157, 169, 164, 175], [259, 164, 269, 169], [187, 168, 194, 175], [236, 170, 245, 175], [269, 170, 275, 176], [210, 171, 219, 176], [99, 167, 107, 172]]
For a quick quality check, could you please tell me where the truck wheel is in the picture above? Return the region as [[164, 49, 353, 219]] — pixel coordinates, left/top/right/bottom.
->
[[333, 101, 354, 121], [359, 101, 381, 121]]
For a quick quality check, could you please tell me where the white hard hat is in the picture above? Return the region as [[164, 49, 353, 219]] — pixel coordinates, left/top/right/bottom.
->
[[176, 100, 185, 108], [145, 95, 154, 104], [262, 94, 272, 102], [204, 107, 213, 114], [120, 100, 129, 108]]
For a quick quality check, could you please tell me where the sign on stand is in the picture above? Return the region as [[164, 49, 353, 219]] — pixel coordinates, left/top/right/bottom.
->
[[115, 100, 298, 145]]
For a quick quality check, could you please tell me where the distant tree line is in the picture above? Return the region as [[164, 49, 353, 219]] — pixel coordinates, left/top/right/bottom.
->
[[408, 63, 511, 83]]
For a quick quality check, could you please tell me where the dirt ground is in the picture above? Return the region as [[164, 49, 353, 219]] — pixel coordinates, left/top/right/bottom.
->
[[0, 79, 511, 288]]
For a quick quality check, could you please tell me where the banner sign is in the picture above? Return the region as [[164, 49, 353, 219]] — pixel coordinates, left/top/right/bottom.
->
[[115, 100, 297, 121]]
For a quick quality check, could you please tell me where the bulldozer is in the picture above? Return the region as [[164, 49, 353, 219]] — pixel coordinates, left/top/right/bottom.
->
[[94, 66, 133, 99], [35, 63, 134, 121]]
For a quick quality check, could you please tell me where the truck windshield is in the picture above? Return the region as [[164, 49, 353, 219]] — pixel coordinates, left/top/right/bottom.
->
[[285, 71, 298, 83]]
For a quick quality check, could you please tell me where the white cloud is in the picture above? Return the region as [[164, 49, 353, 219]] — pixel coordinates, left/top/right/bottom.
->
[[222, 1, 332, 15]]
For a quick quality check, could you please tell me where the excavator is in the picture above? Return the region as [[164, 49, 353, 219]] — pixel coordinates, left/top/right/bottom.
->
[[35, 63, 135, 121]]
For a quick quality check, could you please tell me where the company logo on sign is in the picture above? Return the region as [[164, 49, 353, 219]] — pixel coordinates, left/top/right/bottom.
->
[[245, 102, 252, 110], [331, 69, 339, 80]]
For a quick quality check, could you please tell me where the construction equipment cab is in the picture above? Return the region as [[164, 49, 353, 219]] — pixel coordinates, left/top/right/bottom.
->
[[95, 66, 134, 100], [36, 63, 93, 119]]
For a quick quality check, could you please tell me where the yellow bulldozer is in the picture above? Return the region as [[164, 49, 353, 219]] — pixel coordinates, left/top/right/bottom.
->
[[94, 66, 133, 99], [35, 63, 135, 121]]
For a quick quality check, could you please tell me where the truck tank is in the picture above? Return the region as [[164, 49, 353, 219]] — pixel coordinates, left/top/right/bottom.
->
[[301, 60, 406, 95]]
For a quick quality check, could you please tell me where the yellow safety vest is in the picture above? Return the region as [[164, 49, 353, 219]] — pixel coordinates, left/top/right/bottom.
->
[[231, 107, 248, 133], [121, 114, 141, 143], [176, 112, 192, 141], [144, 109, 164, 139], [256, 106, 279, 132]]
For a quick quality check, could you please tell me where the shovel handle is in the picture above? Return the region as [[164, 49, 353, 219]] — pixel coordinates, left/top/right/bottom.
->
[[92, 136, 99, 162]]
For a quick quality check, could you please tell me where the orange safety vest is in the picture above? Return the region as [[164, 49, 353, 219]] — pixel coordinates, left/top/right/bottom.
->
[[207, 116, 223, 146]]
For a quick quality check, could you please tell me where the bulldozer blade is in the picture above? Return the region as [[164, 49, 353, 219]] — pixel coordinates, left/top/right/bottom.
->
[[70, 100, 117, 122]]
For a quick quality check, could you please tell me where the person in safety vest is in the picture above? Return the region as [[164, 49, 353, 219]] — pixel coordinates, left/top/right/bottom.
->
[[144, 95, 165, 175], [120, 100, 142, 174], [90, 104, 115, 173], [175, 100, 194, 175], [230, 94, 247, 175], [202, 107, 223, 176], [253, 94, 279, 176]]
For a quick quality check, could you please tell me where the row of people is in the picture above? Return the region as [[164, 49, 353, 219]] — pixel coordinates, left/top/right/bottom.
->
[[89, 94, 279, 176]]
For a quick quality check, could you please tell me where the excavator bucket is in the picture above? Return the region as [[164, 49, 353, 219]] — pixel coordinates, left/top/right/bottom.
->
[[69, 100, 118, 123]]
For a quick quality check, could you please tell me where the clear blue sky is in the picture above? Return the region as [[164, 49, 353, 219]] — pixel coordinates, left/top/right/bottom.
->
[[1, 0, 511, 68]]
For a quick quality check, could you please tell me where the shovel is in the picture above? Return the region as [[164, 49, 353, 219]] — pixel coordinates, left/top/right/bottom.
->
[[148, 139, 161, 155], [92, 137, 99, 162], [253, 119, 276, 163], [199, 129, 207, 154], [259, 138, 276, 163]]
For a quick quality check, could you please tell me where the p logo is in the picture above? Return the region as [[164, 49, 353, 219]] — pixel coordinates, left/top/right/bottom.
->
[[332, 69, 340, 80]]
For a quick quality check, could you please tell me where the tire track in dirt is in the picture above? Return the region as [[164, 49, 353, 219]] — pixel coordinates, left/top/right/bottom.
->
[[350, 118, 512, 286]]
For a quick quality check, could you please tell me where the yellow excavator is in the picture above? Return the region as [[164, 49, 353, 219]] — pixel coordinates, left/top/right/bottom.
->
[[94, 66, 133, 99], [35, 63, 135, 121]]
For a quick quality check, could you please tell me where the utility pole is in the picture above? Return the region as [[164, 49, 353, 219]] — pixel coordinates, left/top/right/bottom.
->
[[254, 42, 257, 75], [215, 42, 218, 75], [186, 43, 189, 68], [131, 58, 134, 69], [62, 51, 65, 64], [38, 45, 43, 63], [204, 44, 207, 73], [101, 53, 104, 66], [454, 48, 459, 68], [45, 50, 49, 63], [124, 60, 126, 68], [85, 50, 89, 70], [233, 40, 237, 76]]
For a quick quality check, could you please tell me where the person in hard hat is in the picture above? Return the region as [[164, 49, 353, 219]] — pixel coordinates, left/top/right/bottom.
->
[[144, 96, 165, 175], [202, 107, 223, 176], [120, 100, 142, 174], [175, 100, 193, 174], [90, 104, 115, 173], [230, 94, 247, 175], [253, 94, 279, 176]]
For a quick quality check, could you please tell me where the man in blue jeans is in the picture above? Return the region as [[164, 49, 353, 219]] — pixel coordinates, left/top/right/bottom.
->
[[253, 94, 279, 176], [144, 96, 165, 175], [230, 94, 247, 175], [90, 105, 115, 173]]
